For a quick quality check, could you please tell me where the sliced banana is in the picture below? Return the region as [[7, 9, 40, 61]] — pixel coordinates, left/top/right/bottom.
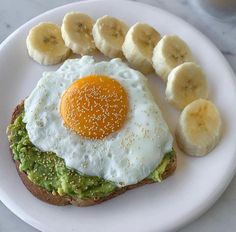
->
[[92, 15, 128, 58], [61, 12, 96, 55], [26, 22, 71, 65], [122, 23, 161, 74], [166, 62, 209, 110], [176, 99, 222, 156], [152, 35, 193, 81]]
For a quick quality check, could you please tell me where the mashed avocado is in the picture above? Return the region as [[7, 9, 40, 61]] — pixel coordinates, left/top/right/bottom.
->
[[7, 112, 174, 200]]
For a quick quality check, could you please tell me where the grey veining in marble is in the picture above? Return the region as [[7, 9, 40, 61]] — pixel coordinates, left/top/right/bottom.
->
[[0, 0, 236, 231]]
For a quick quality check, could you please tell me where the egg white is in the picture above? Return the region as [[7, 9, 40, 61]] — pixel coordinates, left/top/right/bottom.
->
[[23, 56, 173, 186]]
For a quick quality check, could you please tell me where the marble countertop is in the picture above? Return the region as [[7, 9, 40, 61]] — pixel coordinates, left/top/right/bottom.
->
[[0, 0, 235, 231]]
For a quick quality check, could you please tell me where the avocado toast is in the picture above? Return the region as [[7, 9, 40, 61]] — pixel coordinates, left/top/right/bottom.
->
[[7, 101, 176, 206]]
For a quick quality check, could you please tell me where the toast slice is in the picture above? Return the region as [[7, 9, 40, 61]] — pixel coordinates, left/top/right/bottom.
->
[[9, 101, 176, 206]]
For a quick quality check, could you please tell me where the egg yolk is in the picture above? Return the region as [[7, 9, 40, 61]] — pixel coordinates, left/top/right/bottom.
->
[[60, 75, 129, 139]]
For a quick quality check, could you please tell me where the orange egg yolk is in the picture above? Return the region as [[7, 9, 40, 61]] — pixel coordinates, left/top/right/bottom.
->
[[60, 75, 129, 139]]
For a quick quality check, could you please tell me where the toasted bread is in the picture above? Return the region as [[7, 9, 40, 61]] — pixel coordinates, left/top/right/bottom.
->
[[10, 101, 176, 206]]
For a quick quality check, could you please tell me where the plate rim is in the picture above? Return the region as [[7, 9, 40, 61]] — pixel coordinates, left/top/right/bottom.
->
[[1, 0, 236, 231]]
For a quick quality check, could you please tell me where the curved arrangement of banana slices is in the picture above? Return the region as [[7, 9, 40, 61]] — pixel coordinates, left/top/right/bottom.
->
[[176, 99, 222, 156], [25, 13, 223, 158], [26, 23, 71, 65], [92, 15, 129, 58], [122, 23, 161, 74], [165, 62, 209, 110], [152, 35, 193, 81], [61, 12, 96, 55]]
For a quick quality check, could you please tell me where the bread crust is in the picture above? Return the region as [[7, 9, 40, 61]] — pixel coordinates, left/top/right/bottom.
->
[[10, 101, 177, 206]]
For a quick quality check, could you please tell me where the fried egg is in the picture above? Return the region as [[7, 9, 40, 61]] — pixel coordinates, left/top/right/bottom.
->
[[23, 56, 173, 186]]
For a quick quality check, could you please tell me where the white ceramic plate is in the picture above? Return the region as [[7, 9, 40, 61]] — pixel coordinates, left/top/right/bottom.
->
[[0, 1, 236, 231]]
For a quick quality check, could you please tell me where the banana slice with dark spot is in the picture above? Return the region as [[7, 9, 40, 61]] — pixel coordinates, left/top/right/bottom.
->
[[176, 99, 222, 156], [26, 22, 71, 65], [122, 23, 161, 74], [152, 35, 193, 81], [61, 12, 96, 55], [92, 15, 128, 58], [166, 62, 209, 110]]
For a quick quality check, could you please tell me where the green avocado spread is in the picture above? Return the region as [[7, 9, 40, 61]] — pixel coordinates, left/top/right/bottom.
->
[[7, 112, 174, 201]]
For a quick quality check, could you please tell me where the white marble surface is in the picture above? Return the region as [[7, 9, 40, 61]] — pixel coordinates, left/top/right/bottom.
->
[[0, 0, 236, 231]]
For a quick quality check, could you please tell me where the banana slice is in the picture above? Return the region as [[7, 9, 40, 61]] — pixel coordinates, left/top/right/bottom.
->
[[152, 35, 193, 81], [166, 62, 209, 110], [92, 15, 128, 58], [122, 23, 161, 74], [61, 12, 96, 55], [176, 99, 222, 156], [26, 22, 71, 65]]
